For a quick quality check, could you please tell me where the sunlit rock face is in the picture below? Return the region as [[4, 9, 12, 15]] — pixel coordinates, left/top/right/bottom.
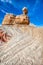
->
[[2, 7, 30, 25], [0, 25, 43, 65], [15, 14, 30, 25], [2, 14, 16, 25], [2, 14, 30, 25]]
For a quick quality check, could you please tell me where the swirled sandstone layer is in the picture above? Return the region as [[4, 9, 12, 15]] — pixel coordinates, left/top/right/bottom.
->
[[0, 25, 43, 65]]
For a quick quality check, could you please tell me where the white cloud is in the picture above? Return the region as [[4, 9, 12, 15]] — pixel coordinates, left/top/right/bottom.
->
[[1, 9, 8, 14], [9, 0, 12, 3], [1, 0, 12, 3], [1, 9, 6, 13], [5, 0, 12, 3], [29, 23, 37, 27]]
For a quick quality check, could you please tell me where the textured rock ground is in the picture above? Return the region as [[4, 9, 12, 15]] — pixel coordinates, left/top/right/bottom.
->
[[0, 25, 43, 65]]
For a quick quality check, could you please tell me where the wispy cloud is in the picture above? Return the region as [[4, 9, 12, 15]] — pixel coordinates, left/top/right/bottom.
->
[[1, 9, 8, 14], [1, 0, 12, 3]]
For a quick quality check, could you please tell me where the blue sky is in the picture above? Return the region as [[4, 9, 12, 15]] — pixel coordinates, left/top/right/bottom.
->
[[0, 0, 43, 26]]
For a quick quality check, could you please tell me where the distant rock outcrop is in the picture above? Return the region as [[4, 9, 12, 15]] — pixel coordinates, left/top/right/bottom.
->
[[2, 7, 30, 25]]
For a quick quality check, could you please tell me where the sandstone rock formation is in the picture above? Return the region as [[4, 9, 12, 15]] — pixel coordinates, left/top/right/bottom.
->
[[2, 7, 30, 25], [14, 14, 29, 24], [0, 25, 43, 65], [22, 7, 28, 15], [14, 7, 30, 24], [0, 29, 12, 42], [2, 14, 16, 25]]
